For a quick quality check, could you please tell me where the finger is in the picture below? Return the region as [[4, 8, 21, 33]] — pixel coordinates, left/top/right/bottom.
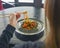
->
[[14, 13, 16, 20], [9, 13, 15, 21], [16, 12, 21, 20]]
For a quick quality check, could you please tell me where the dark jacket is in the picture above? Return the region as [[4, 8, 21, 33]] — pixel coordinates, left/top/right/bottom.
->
[[0, 24, 45, 48]]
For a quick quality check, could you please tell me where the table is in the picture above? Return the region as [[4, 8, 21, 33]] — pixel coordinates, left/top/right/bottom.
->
[[0, 6, 45, 44]]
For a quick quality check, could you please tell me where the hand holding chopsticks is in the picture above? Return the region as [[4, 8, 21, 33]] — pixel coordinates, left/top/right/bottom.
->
[[9, 12, 21, 27], [9, 11, 28, 27]]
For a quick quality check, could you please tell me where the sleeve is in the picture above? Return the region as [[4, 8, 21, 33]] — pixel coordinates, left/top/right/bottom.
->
[[0, 24, 15, 48]]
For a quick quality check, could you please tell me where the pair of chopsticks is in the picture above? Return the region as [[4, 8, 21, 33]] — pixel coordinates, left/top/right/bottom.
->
[[0, 11, 28, 18], [0, 14, 10, 18]]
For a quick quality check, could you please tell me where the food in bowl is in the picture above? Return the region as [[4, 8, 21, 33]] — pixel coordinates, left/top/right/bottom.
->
[[18, 19, 39, 33], [20, 11, 38, 31], [16, 11, 43, 33], [21, 20, 38, 30]]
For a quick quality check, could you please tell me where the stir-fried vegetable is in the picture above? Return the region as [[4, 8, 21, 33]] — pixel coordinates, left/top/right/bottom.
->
[[21, 20, 38, 30], [17, 11, 38, 31]]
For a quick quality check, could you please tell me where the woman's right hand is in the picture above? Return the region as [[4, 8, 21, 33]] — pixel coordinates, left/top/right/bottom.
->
[[9, 12, 21, 28]]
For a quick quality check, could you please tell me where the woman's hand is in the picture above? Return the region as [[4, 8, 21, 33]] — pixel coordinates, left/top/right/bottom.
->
[[9, 12, 20, 28]]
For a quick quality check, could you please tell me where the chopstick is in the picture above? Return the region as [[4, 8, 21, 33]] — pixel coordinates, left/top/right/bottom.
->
[[0, 14, 10, 18], [0, 11, 28, 18]]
